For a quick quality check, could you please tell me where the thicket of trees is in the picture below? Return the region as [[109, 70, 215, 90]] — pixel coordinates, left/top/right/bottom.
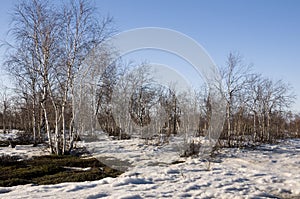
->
[[219, 53, 297, 147], [77, 50, 298, 148], [1, 0, 114, 154], [0, 0, 299, 156]]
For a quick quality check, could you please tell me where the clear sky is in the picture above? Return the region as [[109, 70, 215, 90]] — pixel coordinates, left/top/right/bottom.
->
[[1, 0, 300, 112]]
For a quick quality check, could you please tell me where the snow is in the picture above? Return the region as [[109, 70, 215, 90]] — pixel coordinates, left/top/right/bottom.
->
[[0, 144, 49, 159], [0, 131, 49, 159], [0, 131, 19, 141], [63, 166, 92, 171], [1, 134, 300, 198]]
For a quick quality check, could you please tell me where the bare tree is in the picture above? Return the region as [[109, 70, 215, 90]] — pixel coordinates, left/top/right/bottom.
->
[[0, 88, 10, 133], [220, 52, 252, 146], [253, 78, 295, 142], [75, 46, 117, 139], [111, 63, 154, 139], [53, 0, 114, 154], [4, 0, 114, 154]]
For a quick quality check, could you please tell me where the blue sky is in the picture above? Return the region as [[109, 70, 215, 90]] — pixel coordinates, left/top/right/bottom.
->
[[1, 0, 300, 111]]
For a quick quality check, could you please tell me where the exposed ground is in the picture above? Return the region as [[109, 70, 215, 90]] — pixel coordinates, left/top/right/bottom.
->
[[0, 154, 122, 187]]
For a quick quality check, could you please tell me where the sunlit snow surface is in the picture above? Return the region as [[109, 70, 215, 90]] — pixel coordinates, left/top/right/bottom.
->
[[1, 135, 299, 199]]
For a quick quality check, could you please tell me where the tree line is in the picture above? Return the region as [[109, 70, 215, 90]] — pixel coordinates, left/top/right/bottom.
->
[[0, 0, 299, 156]]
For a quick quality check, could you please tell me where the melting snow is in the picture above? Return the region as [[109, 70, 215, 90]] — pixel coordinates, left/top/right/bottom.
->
[[0, 135, 299, 199]]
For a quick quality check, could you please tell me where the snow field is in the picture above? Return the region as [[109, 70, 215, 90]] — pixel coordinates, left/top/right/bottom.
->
[[0, 135, 299, 199]]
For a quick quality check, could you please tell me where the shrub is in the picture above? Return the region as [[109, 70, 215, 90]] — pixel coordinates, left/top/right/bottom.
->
[[180, 141, 201, 157]]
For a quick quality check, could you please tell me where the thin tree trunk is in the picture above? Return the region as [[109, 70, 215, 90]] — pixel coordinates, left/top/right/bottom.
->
[[32, 103, 37, 144], [62, 103, 66, 154], [253, 112, 256, 142], [41, 105, 53, 154], [226, 103, 231, 146], [3, 100, 7, 133]]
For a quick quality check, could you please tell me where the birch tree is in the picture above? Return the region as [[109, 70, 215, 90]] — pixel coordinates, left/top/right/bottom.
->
[[220, 52, 252, 146], [57, 0, 114, 154], [4, 0, 114, 154]]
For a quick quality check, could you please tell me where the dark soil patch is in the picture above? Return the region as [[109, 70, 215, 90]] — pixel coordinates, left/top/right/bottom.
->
[[0, 154, 123, 187]]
